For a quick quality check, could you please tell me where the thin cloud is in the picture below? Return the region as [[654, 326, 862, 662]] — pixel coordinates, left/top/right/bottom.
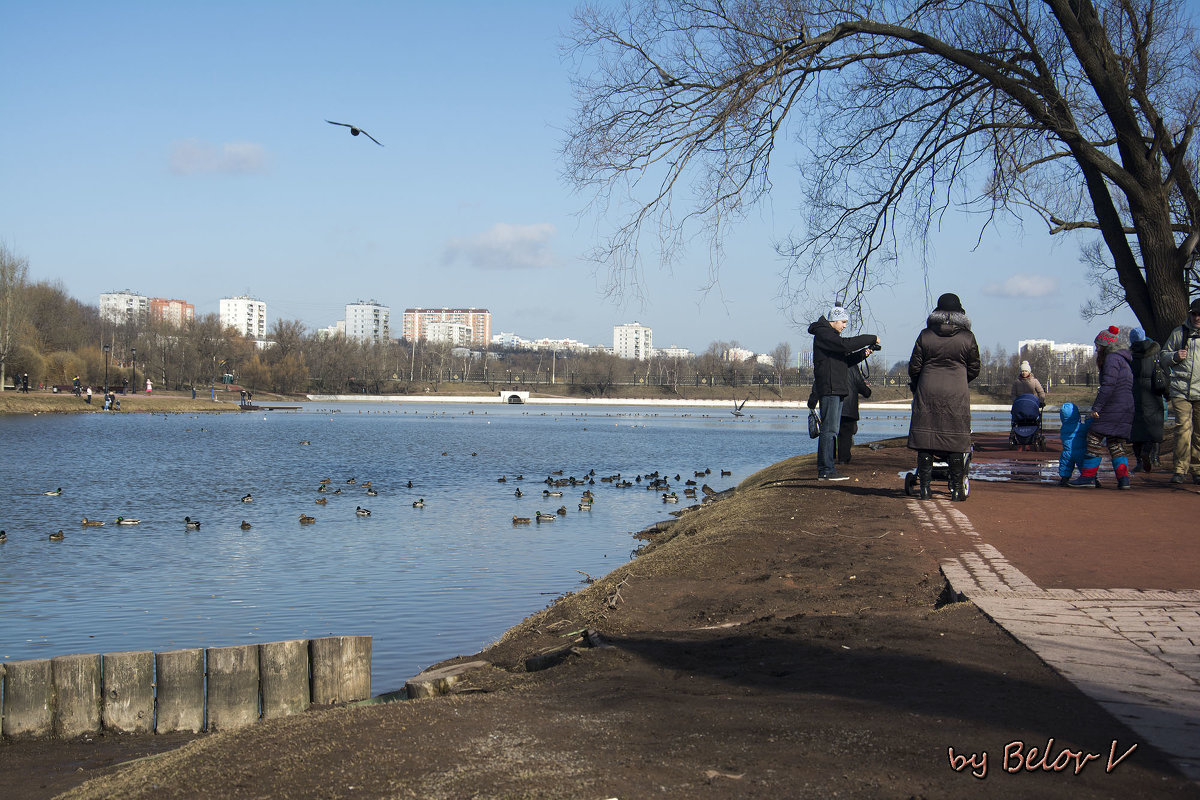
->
[[982, 273, 1058, 298], [170, 140, 269, 175], [443, 223, 559, 270]]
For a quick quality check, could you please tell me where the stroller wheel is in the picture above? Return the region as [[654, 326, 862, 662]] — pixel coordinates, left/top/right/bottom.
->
[[904, 472, 917, 497]]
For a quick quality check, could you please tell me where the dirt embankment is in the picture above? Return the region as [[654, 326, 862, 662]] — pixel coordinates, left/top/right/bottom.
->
[[3, 442, 1194, 799]]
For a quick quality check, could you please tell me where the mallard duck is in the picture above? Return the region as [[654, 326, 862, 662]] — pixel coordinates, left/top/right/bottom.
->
[[319, 478, 331, 485], [412, 499, 425, 508], [497, 476, 507, 483], [43, 487, 63, 496], [356, 506, 371, 517], [184, 517, 201, 530], [365, 488, 378, 496], [362, 481, 372, 487], [315, 497, 328, 505], [512, 516, 531, 525], [721, 469, 732, 476], [578, 502, 592, 511], [317, 485, 328, 493], [240, 520, 252, 530], [557, 506, 568, 515], [701, 484, 716, 497], [115, 517, 140, 525], [535, 511, 556, 523], [49, 530, 64, 541], [241, 494, 253, 503], [0, 530, 7, 543], [406, 480, 413, 488], [346, 478, 356, 484], [514, 488, 523, 498], [299, 440, 311, 445], [81, 517, 104, 527], [662, 492, 679, 503], [543, 490, 563, 498], [298, 514, 316, 525]]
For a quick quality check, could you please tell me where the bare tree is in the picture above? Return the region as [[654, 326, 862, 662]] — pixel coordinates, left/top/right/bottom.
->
[[567, 0, 1200, 340], [0, 244, 29, 391], [769, 341, 793, 393]]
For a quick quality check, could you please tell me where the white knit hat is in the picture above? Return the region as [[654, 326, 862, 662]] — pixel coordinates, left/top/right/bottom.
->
[[827, 306, 849, 323], [1020, 361, 1031, 373]]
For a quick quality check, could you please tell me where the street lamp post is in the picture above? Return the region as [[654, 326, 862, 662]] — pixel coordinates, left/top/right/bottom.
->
[[131, 347, 136, 396], [103, 344, 111, 393]]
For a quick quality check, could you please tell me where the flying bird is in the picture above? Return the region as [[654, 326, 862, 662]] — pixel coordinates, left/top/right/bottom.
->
[[325, 120, 383, 146]]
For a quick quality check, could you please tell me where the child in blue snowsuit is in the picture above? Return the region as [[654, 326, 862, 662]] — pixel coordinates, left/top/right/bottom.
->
[[1059, 402, 1101, 487]]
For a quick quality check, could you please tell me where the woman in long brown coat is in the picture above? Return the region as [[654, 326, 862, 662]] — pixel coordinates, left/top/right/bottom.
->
[[907, 293, 981, 500]]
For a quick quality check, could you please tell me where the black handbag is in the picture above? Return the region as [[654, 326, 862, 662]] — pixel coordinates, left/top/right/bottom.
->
[[807, 410, 821, 438]]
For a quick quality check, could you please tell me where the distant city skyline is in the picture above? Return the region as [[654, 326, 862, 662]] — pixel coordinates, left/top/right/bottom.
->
[[2, 3, 1144, 370]]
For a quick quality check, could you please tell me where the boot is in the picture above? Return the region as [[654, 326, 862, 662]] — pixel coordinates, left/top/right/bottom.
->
[[948, 453, 967, 501], [916, 451, 934, 500]]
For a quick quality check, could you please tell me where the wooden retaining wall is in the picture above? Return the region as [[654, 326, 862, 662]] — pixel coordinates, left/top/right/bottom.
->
[[0, 636, 370, 740]]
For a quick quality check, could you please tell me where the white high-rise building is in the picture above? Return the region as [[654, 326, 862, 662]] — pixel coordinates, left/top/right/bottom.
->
[[613, 322, 653, 360], [426, 321, 473, 346], [220, 296, 267, 340], [346, 300, 391, 343], [99, 291, 149, 325]]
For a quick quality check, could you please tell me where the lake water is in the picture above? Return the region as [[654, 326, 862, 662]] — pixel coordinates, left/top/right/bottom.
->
[[0, 402, 1011, 692]]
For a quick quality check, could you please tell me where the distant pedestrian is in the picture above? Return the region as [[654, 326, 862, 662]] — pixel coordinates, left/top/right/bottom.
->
[[85, 386, 92, 404], [1128, 328, 1169, 473], [907, 293, 980, 501], [1069, 326, 1134, 489], [1159, 298, 1200, 484], [72, 375, 81, 396], [21, 372, 29, 393], [808, 305, 879, 481], [145, 379, 152, 395], [1010, 361, 1046, 405]]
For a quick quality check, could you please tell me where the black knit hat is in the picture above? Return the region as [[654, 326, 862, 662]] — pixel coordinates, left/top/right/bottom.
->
[[935, 293, 964, 313], [1190, 298, 1200, 314]]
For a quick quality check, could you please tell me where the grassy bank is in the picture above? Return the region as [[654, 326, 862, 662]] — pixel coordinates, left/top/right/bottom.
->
[[0, 391, 245, 415]]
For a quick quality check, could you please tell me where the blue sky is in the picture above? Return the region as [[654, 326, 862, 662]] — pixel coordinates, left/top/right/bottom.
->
[[1, 1, 1140, 368]]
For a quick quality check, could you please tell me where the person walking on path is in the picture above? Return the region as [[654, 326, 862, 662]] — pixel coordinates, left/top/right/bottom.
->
[[907, 293, 980, 501], [1070, 326, 1135, 489], [1129, 328, 1169, 473], [1010, 361, 1046, 405], [808, 306, 879, 481], [1159, 299, 1200, 484]]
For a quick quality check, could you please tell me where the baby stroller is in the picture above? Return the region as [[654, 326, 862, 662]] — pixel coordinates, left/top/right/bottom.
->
[[1009, 392, 1046, 451], [903, 450, 972, 498]]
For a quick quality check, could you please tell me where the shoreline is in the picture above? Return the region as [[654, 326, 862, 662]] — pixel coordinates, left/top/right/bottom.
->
[[16, 438, 1197, 799]]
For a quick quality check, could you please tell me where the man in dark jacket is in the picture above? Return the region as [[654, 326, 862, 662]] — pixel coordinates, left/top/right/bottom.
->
[[808, 306, 879, 480]]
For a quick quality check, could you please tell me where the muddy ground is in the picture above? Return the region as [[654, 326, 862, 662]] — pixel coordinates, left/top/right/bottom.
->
[[2, 441, 1196, 799]]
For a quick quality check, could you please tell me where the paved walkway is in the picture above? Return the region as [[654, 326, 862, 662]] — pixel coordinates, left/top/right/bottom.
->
[[909, 498, 1200, 782]]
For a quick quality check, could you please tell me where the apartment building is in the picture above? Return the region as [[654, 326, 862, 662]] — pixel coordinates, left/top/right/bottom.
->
[[220, 295, 268, 340], [403, 308, 491, 347]]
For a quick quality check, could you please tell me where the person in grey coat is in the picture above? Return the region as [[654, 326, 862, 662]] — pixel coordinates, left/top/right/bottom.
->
[[1159, 298, 1200, 484], [907, 293, 981, 501]]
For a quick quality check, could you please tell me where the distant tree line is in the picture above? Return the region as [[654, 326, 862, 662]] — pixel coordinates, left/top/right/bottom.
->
[[2, 248, 809, 397]]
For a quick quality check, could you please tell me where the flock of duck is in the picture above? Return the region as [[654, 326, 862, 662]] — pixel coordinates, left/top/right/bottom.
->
[[2, 464, 732, 543], [506, 467, 728, 525], [5, 475, 400, 542]]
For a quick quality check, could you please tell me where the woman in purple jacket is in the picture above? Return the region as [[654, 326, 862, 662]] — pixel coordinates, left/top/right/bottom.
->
[[1070, 326, 1135, 489]]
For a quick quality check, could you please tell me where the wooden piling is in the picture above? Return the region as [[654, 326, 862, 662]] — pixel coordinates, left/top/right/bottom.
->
[[102, 651, 155, 734], [1, 659, 53, 740], [155, 648, 205, 734], [206, 644, 260, 731], [52, 653, 102, 738], [260, 639, 310, 719], [310, 635, 372, 704]]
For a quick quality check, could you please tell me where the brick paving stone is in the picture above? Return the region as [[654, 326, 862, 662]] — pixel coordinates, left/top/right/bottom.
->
[[934, 514, 1200, 785]]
